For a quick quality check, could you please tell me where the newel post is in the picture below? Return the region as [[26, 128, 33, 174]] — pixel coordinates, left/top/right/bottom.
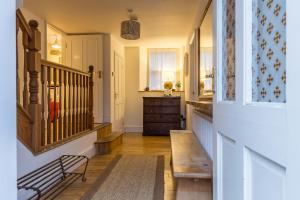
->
[[88, 65, 94, 129], [28, 20, 42, 152]]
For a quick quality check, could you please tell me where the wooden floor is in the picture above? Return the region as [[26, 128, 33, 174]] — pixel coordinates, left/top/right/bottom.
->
[[56, 133, 176, 200]]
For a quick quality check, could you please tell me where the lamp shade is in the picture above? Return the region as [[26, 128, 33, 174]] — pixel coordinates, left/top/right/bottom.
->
[[121, 20, 140, 40]]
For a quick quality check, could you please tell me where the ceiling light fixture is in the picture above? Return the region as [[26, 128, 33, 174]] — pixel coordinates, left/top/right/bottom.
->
[[51, 36, 61, 49], [121, 9, 140, 40]]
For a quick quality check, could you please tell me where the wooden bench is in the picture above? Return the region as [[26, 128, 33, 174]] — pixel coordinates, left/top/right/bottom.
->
[[17, 155, 89, 200], [170, 130, 212, 200]]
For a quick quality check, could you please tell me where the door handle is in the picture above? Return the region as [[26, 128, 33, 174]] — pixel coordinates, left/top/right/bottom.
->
[[97, 70, 102, 79]]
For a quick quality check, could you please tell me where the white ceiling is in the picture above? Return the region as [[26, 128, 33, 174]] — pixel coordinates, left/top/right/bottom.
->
[[23, 0, 204, 46]]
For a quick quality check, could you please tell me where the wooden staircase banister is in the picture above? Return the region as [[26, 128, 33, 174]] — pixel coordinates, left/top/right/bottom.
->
[[41, 60, 90, 76], [17, 9, 95, 154], [16, 9, 32, 40]]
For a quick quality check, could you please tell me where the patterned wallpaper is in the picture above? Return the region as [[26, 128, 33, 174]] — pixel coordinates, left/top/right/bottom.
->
[[222, 0, 236, 101], [252, 0, 286, 103]]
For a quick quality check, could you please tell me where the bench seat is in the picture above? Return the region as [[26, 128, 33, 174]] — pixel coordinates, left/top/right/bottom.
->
[[170, 130, 212, 179], [170, 130, 212, 200]]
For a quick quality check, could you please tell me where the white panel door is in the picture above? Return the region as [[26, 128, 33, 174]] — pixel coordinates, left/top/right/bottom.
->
[[213, 0, 300, 200], [84, 35, 103, 123], [66, 36, 83, 71], [66, 35, 104, 123], [114, 52, 125, 132]]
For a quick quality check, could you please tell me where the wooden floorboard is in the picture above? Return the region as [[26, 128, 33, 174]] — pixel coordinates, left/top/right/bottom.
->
[[55, 133, 176, 200]]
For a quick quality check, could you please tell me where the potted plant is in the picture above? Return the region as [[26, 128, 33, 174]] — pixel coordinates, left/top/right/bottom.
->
[[175, 81, 182, 91]]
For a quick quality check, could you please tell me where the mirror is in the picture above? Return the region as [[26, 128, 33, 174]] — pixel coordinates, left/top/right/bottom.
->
[[199, 2, 213, 98]]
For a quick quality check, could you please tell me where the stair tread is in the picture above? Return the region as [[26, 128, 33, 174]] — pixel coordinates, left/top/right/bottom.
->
[[94, 122, 112, 130], [95, 132, 123, 143]]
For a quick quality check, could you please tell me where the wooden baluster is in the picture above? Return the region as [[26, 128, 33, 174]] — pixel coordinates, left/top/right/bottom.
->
[[80, 75, 84, 132], [88, 65, 94, 129], [76, 74, 79, 133], [22, 33, 29, 109], [78, 74, 82, 132], [72, 73, 76, 135], [16, 19, 20, 104], [82, 76, 86, 131], [53, 68, 57, 142], [58, 69, 62, 140], [41, 65, 45, 146], [63, 71, 67, 139], [47, 66, 51, 144], [28, 20, 41, 152], [68, 71, 72, 137], [85, 75, 89, 129]]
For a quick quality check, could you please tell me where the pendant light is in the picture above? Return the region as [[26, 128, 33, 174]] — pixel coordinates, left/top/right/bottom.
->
[[121, 9, 140, 40], [51, 36, 61, 49], [50, 35, 61, 56]]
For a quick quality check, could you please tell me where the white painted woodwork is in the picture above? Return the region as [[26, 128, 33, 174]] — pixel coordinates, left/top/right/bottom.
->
[[66, 36, 83, 71], [192, 109, 213, 159], [65, 35, 104, 123], [213, 1, 300, 200], [0, 0, 17, 198], [114, 52, 125, 132]]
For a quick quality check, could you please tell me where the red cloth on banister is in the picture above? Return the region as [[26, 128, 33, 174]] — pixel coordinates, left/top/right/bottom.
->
[[50, 101, 59, 122]]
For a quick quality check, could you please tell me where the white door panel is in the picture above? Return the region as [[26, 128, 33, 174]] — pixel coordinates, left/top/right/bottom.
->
[[213, 0, 298, 199], [244, 148, 286, 200], [65, 35, 104, 123], [114, 52, 125, 132]]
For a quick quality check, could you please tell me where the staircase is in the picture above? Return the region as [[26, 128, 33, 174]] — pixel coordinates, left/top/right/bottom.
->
[[94, 123, 123, 155], [16, 9, 95, 154]]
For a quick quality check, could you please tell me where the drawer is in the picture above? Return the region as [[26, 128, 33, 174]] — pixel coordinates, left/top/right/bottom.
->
[[161, 98, 180, 106], [143, 123, 181, 136], [143, 97, 180, 106], [144, 114, 180, 123], [144, 106, 180, 114], [143, 99, 162, 106]]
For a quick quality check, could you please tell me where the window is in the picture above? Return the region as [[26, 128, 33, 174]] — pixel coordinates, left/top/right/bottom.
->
[[222, 0, 236, 101], [148, 49, 180, 90], [252, 0, 286, 103]]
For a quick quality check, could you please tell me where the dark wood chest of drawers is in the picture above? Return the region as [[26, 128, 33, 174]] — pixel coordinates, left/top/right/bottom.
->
[[143, 97, 181, 136]]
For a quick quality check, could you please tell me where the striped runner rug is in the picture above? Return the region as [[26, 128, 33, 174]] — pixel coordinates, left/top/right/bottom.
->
[[81, 155, 164, 200]]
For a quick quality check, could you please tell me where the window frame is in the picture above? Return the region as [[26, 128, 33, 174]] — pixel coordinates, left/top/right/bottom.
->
[[147, 48, 181, 90]]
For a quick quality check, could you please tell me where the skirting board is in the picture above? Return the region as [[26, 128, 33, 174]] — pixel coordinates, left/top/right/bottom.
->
[[124, 125, 143, 133]]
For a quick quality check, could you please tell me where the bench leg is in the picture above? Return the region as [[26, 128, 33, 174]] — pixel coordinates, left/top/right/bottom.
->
[[176, 178, 212, 200], [82, 157, 89, 182]]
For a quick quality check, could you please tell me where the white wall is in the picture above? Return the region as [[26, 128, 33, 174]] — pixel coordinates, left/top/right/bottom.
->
[[17, 131, 97, 199], [124, 47, 143, 132], [0, 0, 17, 199]]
